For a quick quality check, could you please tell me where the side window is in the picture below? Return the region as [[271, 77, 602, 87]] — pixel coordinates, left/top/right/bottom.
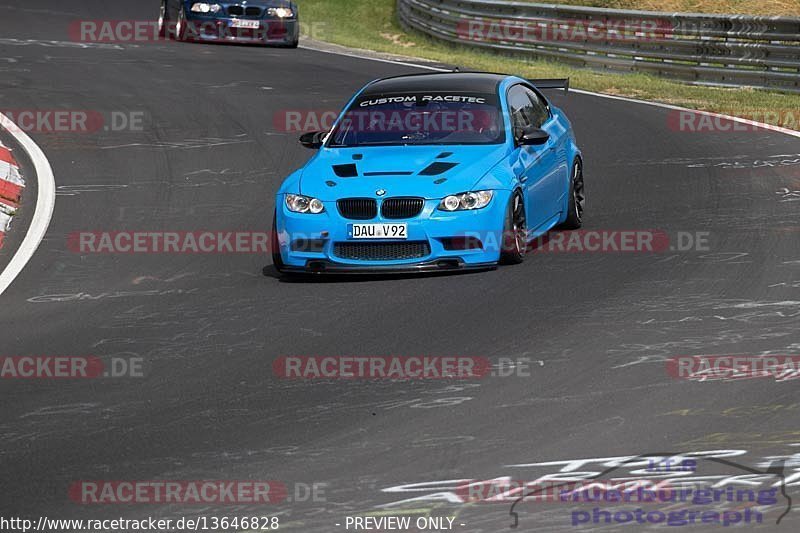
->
[[524, 88, 551, 128], [507, 85, 537, 141]]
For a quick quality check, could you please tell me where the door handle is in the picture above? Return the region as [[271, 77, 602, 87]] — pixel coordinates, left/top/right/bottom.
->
[[520, 176, 528, 183]]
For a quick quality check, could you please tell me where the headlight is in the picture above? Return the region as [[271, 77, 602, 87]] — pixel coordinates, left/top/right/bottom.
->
[[286, 194, 325, 214], [190, 3, 222, 13], [438, 190, 494, 211], [268, 7, 295, 18]]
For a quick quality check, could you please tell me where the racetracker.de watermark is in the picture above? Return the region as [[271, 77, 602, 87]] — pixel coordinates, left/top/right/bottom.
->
[[0, 110, 145, 134], [68, 481, 292, 504], [273, 109, 498, 133], [0, 356, 143, 379], [522, 230, 709, 254], [274, 356, 537, 379], [456, 18, 674, 43], [667, 110, 800, 133], [273, 356, 492, 379], [667, 355, 800, 382], [68, 20, 329, 43], [68, 232, 270, 254]]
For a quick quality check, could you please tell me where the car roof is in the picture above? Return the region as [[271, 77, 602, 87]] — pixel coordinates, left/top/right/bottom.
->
[[360, 72, 510, 96]]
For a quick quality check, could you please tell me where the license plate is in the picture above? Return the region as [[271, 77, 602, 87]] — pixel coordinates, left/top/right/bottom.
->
[[230, 19, 260, 29], [348, 224, 407, 240]]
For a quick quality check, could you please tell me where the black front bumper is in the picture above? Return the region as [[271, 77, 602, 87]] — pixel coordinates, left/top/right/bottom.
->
[[278, 258, 498, 275]]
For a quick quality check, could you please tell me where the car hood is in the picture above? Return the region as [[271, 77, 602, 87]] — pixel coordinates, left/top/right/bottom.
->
[[299, 144, 509, 201]]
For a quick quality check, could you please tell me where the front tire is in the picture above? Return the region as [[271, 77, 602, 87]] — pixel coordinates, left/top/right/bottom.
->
[[174, 6, 188, 41], [560, 159, 585, 230], [271, 211, 286, 274], [286, 31, 300, 48], [158, 1, 168, 38], [500, 191, 527, 265]]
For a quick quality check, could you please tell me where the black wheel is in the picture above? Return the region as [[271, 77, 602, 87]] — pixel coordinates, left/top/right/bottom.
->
[[273, 34, 299, 48], [158, 1, 168, 38], [270, 211, 286, 274], [560, 158, 585, 230], [500, 191, 527, 265]]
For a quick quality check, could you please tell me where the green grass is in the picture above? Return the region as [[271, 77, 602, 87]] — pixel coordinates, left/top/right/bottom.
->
[[534, 0, 800, 17], [297, 0, 800, 130]]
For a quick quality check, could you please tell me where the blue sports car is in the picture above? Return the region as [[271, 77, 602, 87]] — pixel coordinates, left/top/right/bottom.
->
[[271, 72, 584, 274], [159, 0, 299, 47]]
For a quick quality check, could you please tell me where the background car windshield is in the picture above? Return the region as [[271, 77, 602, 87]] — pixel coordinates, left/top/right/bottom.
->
[[327, 92, 505, 147]]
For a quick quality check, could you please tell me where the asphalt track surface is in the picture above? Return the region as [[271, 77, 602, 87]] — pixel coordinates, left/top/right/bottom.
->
[[1, 1, 800, 531]]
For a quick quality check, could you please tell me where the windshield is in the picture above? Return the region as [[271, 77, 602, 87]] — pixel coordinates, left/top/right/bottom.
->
[[327, 91, 505, 147]]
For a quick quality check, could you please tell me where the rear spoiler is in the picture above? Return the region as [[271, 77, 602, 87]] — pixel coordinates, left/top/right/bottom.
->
[[528, 78, 570, 93]]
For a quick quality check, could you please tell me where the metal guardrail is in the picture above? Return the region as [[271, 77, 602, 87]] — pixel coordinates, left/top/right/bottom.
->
[[397, 0, 800, 93]]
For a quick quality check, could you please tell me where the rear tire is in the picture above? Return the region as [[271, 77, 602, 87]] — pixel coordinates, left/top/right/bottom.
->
[[500, 191, 527, 265], [560, 159, 585, 230]]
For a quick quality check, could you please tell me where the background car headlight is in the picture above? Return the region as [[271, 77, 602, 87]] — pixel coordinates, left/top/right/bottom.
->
[[190, 3, 222, 13], [438, 190, 494, 211], [286, 194, 325, 214], [268, 7, 294, 18]]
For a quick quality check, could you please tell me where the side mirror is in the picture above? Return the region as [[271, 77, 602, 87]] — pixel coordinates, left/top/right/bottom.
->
[[518, 126, 550, 146], [299, 131, 326, 149]]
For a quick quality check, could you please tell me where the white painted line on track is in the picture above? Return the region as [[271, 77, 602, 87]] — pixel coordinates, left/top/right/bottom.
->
[[0, 113, 56, 297], [299, 44, 448, 73]]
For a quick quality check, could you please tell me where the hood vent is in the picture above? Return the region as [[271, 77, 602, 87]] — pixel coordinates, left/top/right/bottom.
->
[[419, 162, 458, 176], [364, 171, 413, 177], [333, 164, 358, 178]]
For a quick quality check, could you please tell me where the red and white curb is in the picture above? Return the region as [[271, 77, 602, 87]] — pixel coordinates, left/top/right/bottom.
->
[[0, 112, 56, 297], [0, 140, 26, 249]]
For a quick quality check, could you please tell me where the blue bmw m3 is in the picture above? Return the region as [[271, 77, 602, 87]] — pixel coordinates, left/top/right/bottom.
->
[[271, 72, 585, 274]]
